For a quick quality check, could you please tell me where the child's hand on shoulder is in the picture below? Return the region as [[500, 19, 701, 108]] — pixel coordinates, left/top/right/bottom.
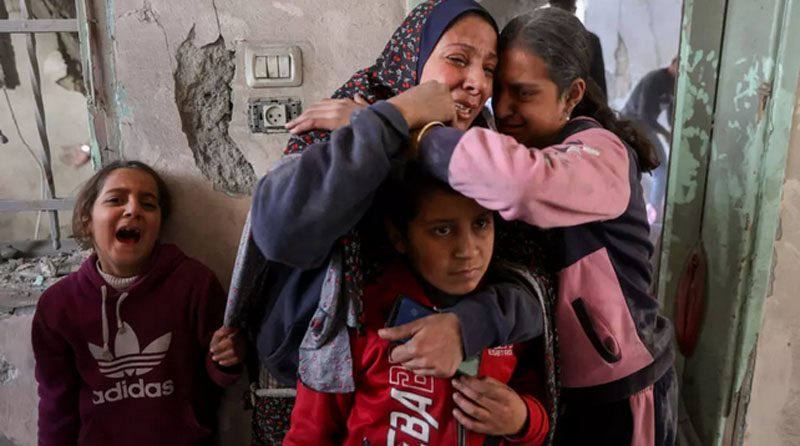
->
[[210, 326, 245, 367]]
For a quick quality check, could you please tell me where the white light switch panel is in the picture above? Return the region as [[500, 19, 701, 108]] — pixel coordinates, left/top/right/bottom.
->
[[244, 44, 302, 88]]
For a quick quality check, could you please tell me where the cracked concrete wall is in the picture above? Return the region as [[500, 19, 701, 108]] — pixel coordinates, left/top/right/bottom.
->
[[584, 0, 682, 109], [0, 311, 37, 446], [174, 30, 256, 195], [744, 79, 800, 446], [0, 353, 19, 385]]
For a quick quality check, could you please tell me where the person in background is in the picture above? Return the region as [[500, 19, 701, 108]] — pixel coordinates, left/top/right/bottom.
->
[[621, 56, 678, 222]]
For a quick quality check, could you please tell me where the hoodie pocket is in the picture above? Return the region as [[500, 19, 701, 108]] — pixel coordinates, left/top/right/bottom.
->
[[571, 298, 622, 363]]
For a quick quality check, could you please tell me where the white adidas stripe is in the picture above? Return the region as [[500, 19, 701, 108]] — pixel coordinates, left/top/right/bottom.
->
[[100, 360, 164, 375], [98, 353, 166, 368]]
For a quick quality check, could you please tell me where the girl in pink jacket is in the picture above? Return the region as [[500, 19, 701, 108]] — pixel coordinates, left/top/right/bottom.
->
[[414, 8, 677, 446]]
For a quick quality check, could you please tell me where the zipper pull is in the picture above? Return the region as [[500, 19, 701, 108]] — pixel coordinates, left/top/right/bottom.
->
[[458, 422, 467, 446]]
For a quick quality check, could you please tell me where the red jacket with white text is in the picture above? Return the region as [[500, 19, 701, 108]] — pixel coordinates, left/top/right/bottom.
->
[[283, 261, 548, 446]]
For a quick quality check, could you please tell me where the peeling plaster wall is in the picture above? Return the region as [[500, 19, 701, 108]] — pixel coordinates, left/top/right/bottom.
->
[[0, 311, 38, 446], [173, 30, 255, 195], [744, 80, 800, 446]]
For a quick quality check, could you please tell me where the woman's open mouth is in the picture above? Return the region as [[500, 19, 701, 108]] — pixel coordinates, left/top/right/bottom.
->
[[454, 102, 476, 121]]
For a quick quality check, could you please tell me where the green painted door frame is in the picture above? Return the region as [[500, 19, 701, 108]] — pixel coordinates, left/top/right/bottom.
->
[[659, 0, 800, 444]]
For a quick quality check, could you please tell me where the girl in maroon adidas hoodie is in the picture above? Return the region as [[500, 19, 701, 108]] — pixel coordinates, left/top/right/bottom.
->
[[31, 161, 244, 446], [283, 163, 549, 446]]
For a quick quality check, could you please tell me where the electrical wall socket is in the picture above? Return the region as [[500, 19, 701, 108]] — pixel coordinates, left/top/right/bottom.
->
[[264, 104, 288, 126], [248, 97, 302, 134]]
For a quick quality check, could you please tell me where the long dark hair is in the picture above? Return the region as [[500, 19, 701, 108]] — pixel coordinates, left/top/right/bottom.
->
[[72, 160, 172, 248], [500, 8, 659, 172]]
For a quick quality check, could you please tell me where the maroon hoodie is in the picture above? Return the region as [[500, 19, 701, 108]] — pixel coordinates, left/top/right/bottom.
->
[[32, 243, 240, 446]]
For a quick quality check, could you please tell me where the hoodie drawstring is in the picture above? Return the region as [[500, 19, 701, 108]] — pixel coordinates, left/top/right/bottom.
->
[[100, 286, 129, 359], [101, 285, 112, 360], [116, 292, 129, 333]]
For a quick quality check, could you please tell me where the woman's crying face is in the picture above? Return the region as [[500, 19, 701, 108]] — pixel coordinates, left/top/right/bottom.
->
[[419, 15, 498, 130]]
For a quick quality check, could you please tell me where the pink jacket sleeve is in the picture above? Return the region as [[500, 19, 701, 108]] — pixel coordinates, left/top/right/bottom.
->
[[448, 124, 631, 228]]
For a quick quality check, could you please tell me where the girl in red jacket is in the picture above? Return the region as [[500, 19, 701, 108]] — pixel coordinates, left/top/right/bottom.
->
[[283, 163, 549, 446], [32, 161, 244, 446]]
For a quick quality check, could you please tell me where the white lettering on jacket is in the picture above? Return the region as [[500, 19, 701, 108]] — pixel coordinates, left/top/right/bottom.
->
[[92, 379, 174, 405], [387, 366, 438, 446]]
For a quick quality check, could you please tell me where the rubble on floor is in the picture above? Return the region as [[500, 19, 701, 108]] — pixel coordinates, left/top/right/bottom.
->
[[0, 247, 90, 312]]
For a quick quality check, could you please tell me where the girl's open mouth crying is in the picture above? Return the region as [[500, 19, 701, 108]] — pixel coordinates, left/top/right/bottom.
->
[[116, 227, 141, 245]]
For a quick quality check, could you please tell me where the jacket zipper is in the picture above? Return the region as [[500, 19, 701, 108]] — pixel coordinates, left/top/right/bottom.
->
[[429, 304, 464, 445], [458, 422, 467, 446]]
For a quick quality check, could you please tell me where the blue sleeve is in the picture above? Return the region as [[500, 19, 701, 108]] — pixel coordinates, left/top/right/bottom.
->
[[251, 101, 409, 270], [417, 126, 464, 183], [446, 277, 544, 357]]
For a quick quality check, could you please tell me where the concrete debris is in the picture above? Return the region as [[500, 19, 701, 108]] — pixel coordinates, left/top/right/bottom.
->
[[174, 28, 256, 195], [0, 248, 90, 294], [0, 247, 20, 261], [0, 354, 19, 386]]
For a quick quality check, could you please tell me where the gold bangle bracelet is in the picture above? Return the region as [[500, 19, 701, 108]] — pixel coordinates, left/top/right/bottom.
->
[[416, 121, 446, 145]]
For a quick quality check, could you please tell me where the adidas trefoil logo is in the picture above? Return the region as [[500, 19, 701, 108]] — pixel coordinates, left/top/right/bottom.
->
[[89, 322, 172, 378]]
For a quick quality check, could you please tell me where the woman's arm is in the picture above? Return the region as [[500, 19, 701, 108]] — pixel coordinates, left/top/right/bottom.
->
[[449, 279, 544, 357], [252, 82, 456, 270], [378, 280, 545, 377], [419, 123, 631, 229], [251, 101, 409, 270]]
